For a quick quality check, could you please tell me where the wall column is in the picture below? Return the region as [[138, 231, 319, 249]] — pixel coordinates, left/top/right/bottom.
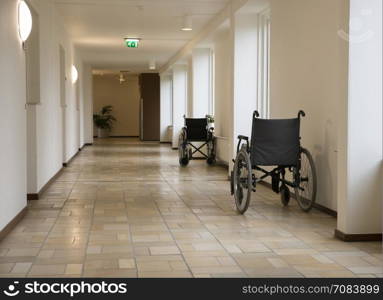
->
[[336, 0, 382, 240], [160, 74, 172, 142], [171, 65, 188, 148]]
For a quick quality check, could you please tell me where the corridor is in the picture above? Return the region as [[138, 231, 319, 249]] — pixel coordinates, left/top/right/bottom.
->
[[0, 139, 381, 278]]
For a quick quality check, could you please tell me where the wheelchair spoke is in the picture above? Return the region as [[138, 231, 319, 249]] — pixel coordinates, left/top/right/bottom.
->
[[294, 148, 317, 212], [233, 147, 252, 214]]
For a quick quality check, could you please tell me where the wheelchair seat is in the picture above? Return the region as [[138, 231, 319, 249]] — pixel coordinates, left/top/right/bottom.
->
[[185, 118, 208, 141], [251, 118, 300, 167]]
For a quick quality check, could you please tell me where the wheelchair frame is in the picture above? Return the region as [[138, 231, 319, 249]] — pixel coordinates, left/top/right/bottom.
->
[[178, 116, 216, 166], [230, 111, 317, 214]]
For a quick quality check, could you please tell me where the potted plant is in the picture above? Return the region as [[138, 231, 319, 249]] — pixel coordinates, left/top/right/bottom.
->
[[206, 114, 215, 128], [93, 105, 116, 138]]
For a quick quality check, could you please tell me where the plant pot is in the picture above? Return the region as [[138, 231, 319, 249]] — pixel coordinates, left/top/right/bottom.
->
[[97, 128, 110, 138]]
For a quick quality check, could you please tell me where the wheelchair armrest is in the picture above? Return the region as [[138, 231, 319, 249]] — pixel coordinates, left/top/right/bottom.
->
[[237, 135, 249, 141], [236, 135, 250, 153]]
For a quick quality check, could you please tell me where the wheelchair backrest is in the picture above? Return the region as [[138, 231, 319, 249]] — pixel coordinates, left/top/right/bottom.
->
[[185, 118, 208, 141], [250, 117, 300, 166]]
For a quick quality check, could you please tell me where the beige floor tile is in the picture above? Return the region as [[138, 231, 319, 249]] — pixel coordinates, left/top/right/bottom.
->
[[65, 264, 83, 275], [0, 138, 380, 278], [11, 262, 32, 274], [119, 259, 136, 269], [29, 264, 66, 276], [0, 263, 15, 273], [149, 246, 180, 255]]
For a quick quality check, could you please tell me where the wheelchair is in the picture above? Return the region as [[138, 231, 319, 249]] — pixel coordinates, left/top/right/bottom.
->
[[178, 116, 216, 166], [230, 111, 317, 214]]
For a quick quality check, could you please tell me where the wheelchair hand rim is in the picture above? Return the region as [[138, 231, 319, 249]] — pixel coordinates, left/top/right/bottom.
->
[[233, 148, 252, 213], [294, 148, 317, 212]]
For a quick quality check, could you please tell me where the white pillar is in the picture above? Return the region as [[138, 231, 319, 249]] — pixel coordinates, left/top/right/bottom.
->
[[82, 64, 93, 145], [160, 74, 172, 142], [172, 65, 188, 148], [337, 0, 382, 239], [192, 48, 212, 118]]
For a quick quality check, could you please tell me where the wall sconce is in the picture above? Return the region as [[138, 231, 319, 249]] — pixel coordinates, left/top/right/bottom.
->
[[71, 65, 78, 84], [18, 0, 33, 45]]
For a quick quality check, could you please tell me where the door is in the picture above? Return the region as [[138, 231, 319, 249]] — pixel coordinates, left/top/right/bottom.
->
[[139, 73, 160, 141]]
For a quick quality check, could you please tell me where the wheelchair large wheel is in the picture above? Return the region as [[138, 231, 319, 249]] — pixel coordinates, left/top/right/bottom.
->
[[233, 146, 252, 214], [294, 148, 317, 212], [178, 132, 189, 166]]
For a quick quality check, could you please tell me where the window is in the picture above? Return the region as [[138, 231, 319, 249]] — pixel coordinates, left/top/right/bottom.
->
[[209, 49, 215, 116], [257, 10, 271, 118]]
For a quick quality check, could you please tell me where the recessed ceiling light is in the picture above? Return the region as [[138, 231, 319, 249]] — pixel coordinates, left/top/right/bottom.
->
[[149, 59, 156, 70], [181, 15, 193, 31]]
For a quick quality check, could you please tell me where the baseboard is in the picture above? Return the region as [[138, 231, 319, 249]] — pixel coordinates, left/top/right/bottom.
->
[[160, 141, 172, 144], [335, 229, 382, 242], [63, 149, 81, 167], [93, 136, 139, 138], [314, 203, 337, 217], [27, 193, 39, 201], [27, 168, 63, 201], [111, 136, 139, 138], [258, 181, 337, 217], [28, 145, 92, 201], [0, 207, 27, 241]]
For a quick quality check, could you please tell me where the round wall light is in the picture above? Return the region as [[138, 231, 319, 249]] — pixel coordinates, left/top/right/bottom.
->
[[71, 65, 78, 84], [18, 1, 33, 43]]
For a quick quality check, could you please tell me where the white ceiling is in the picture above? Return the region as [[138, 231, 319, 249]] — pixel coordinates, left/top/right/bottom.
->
[[54, 0, 231, 72]]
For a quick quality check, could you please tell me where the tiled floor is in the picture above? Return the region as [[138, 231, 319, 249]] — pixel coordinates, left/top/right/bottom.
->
[[0, 138, 382, 278]]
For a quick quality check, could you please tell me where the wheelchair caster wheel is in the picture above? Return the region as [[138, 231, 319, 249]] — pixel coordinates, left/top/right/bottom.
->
[[230, 171, 234, 195], [206, 157, 215, 165], [179, 157, 189, 166], [280, 185, 290, 206]]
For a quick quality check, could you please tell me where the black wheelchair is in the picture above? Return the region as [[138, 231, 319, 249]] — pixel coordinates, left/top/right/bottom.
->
[[178, 116, 216, 166], [230, 111, 317, 214]]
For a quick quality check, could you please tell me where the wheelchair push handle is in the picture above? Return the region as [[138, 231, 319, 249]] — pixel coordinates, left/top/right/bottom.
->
[[253, 111, 260, 118], [298, 110, 306, 119], [237, 135, 250, 153]]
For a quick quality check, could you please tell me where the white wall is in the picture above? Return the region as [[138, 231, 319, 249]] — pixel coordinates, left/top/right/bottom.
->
[[27, 0, 81, 192], [93, 74, 140, 136], [213, 29, 232, 164], [337, 0, 382, 235], [0, 0, 27, 230], [269, 0, 349, 211], [160, 74, 173, 142], [172, 65, 188, 148]]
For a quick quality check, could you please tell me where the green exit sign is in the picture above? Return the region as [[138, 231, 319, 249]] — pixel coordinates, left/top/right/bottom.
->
[[125, 39, 140, 48]]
